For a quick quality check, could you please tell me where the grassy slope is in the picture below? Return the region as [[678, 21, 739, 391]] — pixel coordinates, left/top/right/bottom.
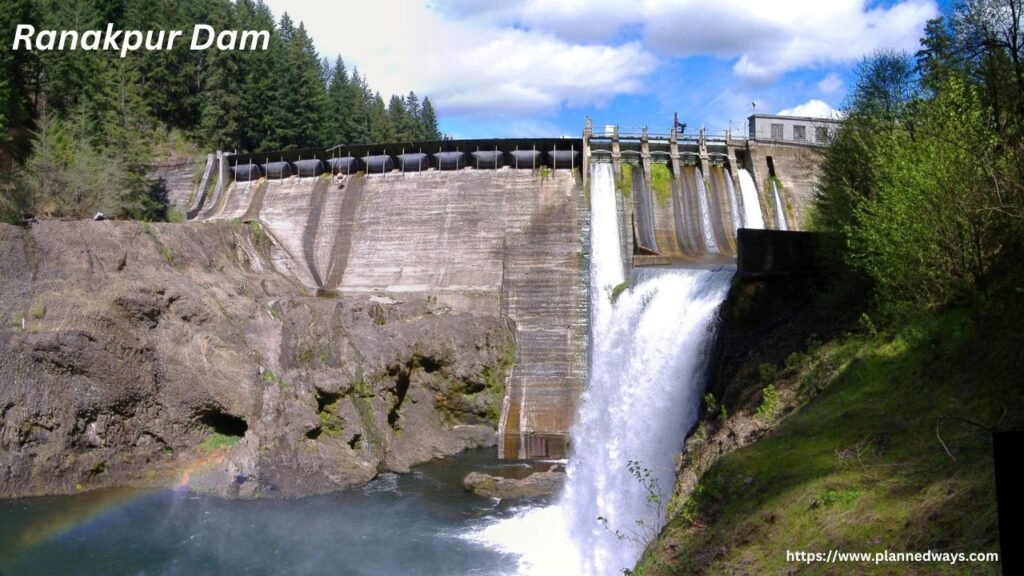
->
[[636, 286, 1022, 575]]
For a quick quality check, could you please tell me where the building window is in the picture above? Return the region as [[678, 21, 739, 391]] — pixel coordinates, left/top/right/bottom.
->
[[793, 125, 806, 141], [770, 123, 784, 140], [815, 126, 829, 143]]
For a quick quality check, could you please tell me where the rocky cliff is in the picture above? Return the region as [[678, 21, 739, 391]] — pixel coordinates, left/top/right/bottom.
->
[[0, 220, 510, 498]]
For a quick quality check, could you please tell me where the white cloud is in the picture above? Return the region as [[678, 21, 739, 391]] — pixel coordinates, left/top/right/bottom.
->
[[265, 0, 656, 120], [720, 0, 938, 81], [777, 99, 842, 118], [817, 73, 843, 94], [264, 0, 936, 123], [428, 0, 635, 43], [433, 0, 939, 82]]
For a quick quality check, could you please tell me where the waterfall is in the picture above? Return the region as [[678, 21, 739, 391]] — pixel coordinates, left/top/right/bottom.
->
[[694, 167, 720, 253], [737, 169, 765, 229], [467, 162, 732, 575], [771, 180, 789, 231], [724, 168, 742, 231]]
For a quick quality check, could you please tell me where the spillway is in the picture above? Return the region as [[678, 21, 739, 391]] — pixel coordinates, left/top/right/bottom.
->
[[771, 180, 789, 231], [724, 168, 741, 232], [469, 162, 732, 575], [738, 168, 765, 230]]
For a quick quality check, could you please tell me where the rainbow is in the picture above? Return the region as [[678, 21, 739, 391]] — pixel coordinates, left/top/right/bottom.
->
[[8, 447, 231, 555]]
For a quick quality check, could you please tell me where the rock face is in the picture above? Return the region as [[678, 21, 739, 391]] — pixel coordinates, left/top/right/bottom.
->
[[463, 470, 565, 499], [0, 221, 512, 498]]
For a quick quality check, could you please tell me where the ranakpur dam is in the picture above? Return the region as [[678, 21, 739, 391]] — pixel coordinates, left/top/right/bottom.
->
[[164, 115, 836, 460]]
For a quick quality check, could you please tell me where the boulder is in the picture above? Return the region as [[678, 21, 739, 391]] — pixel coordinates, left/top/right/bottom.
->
[[463, 470, 565, 499]]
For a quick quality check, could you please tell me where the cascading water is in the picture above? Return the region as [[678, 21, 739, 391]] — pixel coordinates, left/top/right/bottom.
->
[[468, 162, 732, 575], [694, 167, 720, 253], [737, 169, 765, 229], [725, 168, 742, 231], [771, 180, 789, 231]]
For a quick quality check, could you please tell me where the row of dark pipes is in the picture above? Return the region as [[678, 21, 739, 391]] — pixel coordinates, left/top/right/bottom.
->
[[231, 149, 582, 182]]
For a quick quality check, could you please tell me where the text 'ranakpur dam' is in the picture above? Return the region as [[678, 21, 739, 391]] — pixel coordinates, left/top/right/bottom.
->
[[162, 114, 838, 459]]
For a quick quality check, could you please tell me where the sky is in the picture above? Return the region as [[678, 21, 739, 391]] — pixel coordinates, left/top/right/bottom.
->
[[263, 0, 948, 139]]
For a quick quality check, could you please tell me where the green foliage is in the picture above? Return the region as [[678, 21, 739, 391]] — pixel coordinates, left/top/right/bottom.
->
[[616, 163, 634, 197], [248, 221, 272, 253], [477, 337, 516, 425], [783, 351, 803, 372], [844, 77, 1001, 305], [756, 362, 777, 383], [260, 368, 285, 389], [1, 0, 444, 223], [755, 384, 779, 421], [316, 396, 344, 439], [636, 302, 1015, 576], [858, 312, 878, 335], [198, 432, 242, 452], [818, 488, 861, 507], [419, 97, 442, 140], [610, 281, 630, 303], [598, 460, 667, 549], [29, 301, 46, 319], [815, 36, 1024, 313], [143, 223, 177, 266], [166, 206, 186, 223], [649, 163, 673, 205], [703, 393, 717, 415]]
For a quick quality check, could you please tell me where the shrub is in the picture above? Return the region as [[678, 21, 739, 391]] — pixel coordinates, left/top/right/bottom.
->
[[756, 385, 779, 421]]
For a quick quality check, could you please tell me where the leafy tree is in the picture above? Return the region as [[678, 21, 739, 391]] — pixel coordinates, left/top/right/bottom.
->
[[846, 77, 999, 303], [814, 51, 918, 238]]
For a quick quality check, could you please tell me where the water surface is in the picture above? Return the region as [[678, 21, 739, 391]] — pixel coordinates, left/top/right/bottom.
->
[[0, 450, 551, 576]]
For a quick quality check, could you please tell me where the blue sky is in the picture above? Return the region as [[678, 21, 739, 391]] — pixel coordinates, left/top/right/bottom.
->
[[265, 0, 947, 138]]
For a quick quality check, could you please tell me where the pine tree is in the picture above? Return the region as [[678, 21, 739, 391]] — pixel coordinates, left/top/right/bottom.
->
[[369, 93, 395, 143], [324, 56, 352, 144], [35, 0, 107, 117], [916, 17, 958, 94], [238, 0, 280, 152], [405, 91, 421, 138], [0, 0, 40, 161], [199, 0, 245, 150], [347, 68, 371, 143], [269, 20, 326, 148], [123, 0, 202, 130], [419, 97, 441, 140], [388, 94, 413, 141], [1, 0, 446, 221]]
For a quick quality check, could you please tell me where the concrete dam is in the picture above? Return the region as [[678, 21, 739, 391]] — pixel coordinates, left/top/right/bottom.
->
[[176, 130, 824, 459]]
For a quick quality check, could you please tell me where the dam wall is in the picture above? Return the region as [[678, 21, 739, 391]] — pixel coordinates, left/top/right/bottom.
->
[[743, 142, 824, 230], [191, 165, 587, 459], [584, 122, 827, 267], [182, 130, 828, 460], [146, 158, 199, 212]]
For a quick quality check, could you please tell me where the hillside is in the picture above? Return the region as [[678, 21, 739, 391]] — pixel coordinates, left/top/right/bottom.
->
[[635, 276, 1020, 575]]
